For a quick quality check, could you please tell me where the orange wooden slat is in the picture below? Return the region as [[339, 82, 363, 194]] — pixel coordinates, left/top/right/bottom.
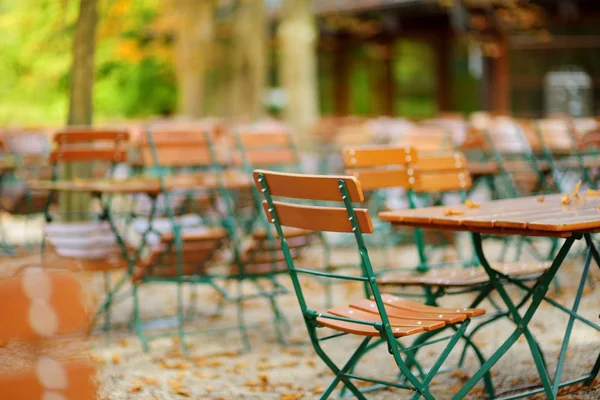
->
[[53, 130, 129, 143], [342, 146, 416, 168], [49, 149, 128, 163], [253, 170, 364, 202], [263, 201, 374, 234]]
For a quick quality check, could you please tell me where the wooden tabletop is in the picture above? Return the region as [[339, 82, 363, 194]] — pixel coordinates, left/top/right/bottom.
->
[[379, 193, 600, 238], [27, 171, 252, 194]]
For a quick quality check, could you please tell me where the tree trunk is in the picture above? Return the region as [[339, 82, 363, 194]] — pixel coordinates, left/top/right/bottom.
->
[[63, 0, 98, 221], [175, 0, 215, 118], [68, 0, 97, 125], [231, 0, 267, 120], [278, 0, 318, 142]]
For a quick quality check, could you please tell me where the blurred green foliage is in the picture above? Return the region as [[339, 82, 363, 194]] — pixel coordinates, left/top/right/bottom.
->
[[0, 0, 176, 124]]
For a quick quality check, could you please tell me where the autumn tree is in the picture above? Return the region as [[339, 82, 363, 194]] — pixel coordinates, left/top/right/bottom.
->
[[230, 0, 267, 119], [63, 0, 98, 219], [278, 0, 319, 141], [174, 0, 216, 117]]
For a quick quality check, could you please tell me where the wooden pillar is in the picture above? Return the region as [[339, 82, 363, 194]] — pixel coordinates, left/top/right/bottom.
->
[[333, 34, 350, 116], [382, 38, 396, 116], [435, 32, 453, 112], [490, 34, 510, 114]]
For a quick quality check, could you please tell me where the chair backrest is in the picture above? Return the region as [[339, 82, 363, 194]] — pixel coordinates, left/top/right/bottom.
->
[[50, 129, 129, 164], [411, 152, 472, 193], [395, 125, 453, 154], [485, 117, 534, 154], [342, 145, 418, 191], [536, 118, 578, 154], [254, 169, 404, 346], [234, 128, 299, 170], [138, 127, 214, 168]]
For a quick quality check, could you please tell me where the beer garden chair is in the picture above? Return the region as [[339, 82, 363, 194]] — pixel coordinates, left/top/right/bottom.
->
[[535, 117, 600, 190], [130, 127, 302, 352], [40, 129, 133, 332], [232, 127, 351, 308], [253, 168, 487, 400]]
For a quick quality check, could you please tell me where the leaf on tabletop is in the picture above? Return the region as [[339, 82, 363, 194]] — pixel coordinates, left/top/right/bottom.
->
[[586, 188, 600, 197], [537, 196, 545, 202], [464, 199, 480, 208], [573, 180, 582, 198], [444, 208, 464, 216], [561, 194, 571, 205]]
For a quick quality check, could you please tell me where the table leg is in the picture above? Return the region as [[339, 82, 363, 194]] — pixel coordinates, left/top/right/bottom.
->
[[552, 246, 594, 395], [452, 233, 577, 400]]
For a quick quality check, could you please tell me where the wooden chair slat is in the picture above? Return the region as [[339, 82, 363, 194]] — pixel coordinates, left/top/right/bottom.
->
[[237, 132, 291, 147], [49, 149, 128, 163], [347, 168, 417, 191], [253, 170, 364, 202], [415, 153, 468, 172], [262, 201, 373, 234], [138, 147, 212, 167], [235, 148, 296, 167], [342, 146, 416, 168], [414, 171, 472, 193], [53, 130, 129, 143]]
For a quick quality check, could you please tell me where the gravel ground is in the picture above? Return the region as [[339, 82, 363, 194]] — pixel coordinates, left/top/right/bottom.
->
[[1, 216, 599, 399]]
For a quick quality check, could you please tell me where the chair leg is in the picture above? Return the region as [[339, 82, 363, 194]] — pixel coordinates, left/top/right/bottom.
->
[[309, 330, 371, 400], [102, 271, 112, 332], [176, 282, 189, 356], [236, 280, 251, 352], [133, 284, 149, 352], [584, 352, 600, 386]]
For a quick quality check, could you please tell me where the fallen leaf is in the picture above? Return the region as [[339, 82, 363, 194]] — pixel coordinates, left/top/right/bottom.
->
[[537, 196, 545, 202], [464, 199, 480, 208], [312, 385, 325, 394], [586, 188, 600, 197], [174, 388, 190, 397], [281, 361, 299, 368], [444, 208, 464, 216], [141, 377, 159, 386], [194, 372, 218, 379], [111, 354, 121, 364], [573, 180, 582, 198], [206, 386, 213, 393], [128, 383, 142, 393], [561, 194, 571, 205]]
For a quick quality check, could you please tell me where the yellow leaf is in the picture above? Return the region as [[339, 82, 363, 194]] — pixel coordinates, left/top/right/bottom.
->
[[561, 194, 572, 205], [111, 354, 121, 364], [464, 199, 480, 208], [444, 208, 464, 216]]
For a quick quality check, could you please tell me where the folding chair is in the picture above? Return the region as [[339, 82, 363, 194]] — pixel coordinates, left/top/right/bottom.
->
[[42, 129, 132, 331], [232, 128, 341, 305], [253, 169, 486, 399], [0, 270, 96, 399], [536, 118, 599, 190], [130, 127, 296, 353]]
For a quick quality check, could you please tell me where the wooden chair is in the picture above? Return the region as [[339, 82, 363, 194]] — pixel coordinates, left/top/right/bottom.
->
[[253, 169, 486, 399], [0, 270, 96, 399], [41, 129, 132, 333], [392, 125, 453, 154], [376, 151, 550, 289], [536, 118, 598, 189], [343, 145, 456, 271], [484, 117, 550, 197]]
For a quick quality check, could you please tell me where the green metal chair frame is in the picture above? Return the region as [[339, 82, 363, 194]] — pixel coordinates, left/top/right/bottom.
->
[[232, 128, 350, 308], [535, 118, 597, 190], [42, 129, 132, 333], [254, 168, 485, 399]]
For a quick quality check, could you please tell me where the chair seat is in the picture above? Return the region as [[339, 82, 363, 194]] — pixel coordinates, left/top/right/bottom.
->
[[378, 261, 550, 287], [316, 294, 484, 337]]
